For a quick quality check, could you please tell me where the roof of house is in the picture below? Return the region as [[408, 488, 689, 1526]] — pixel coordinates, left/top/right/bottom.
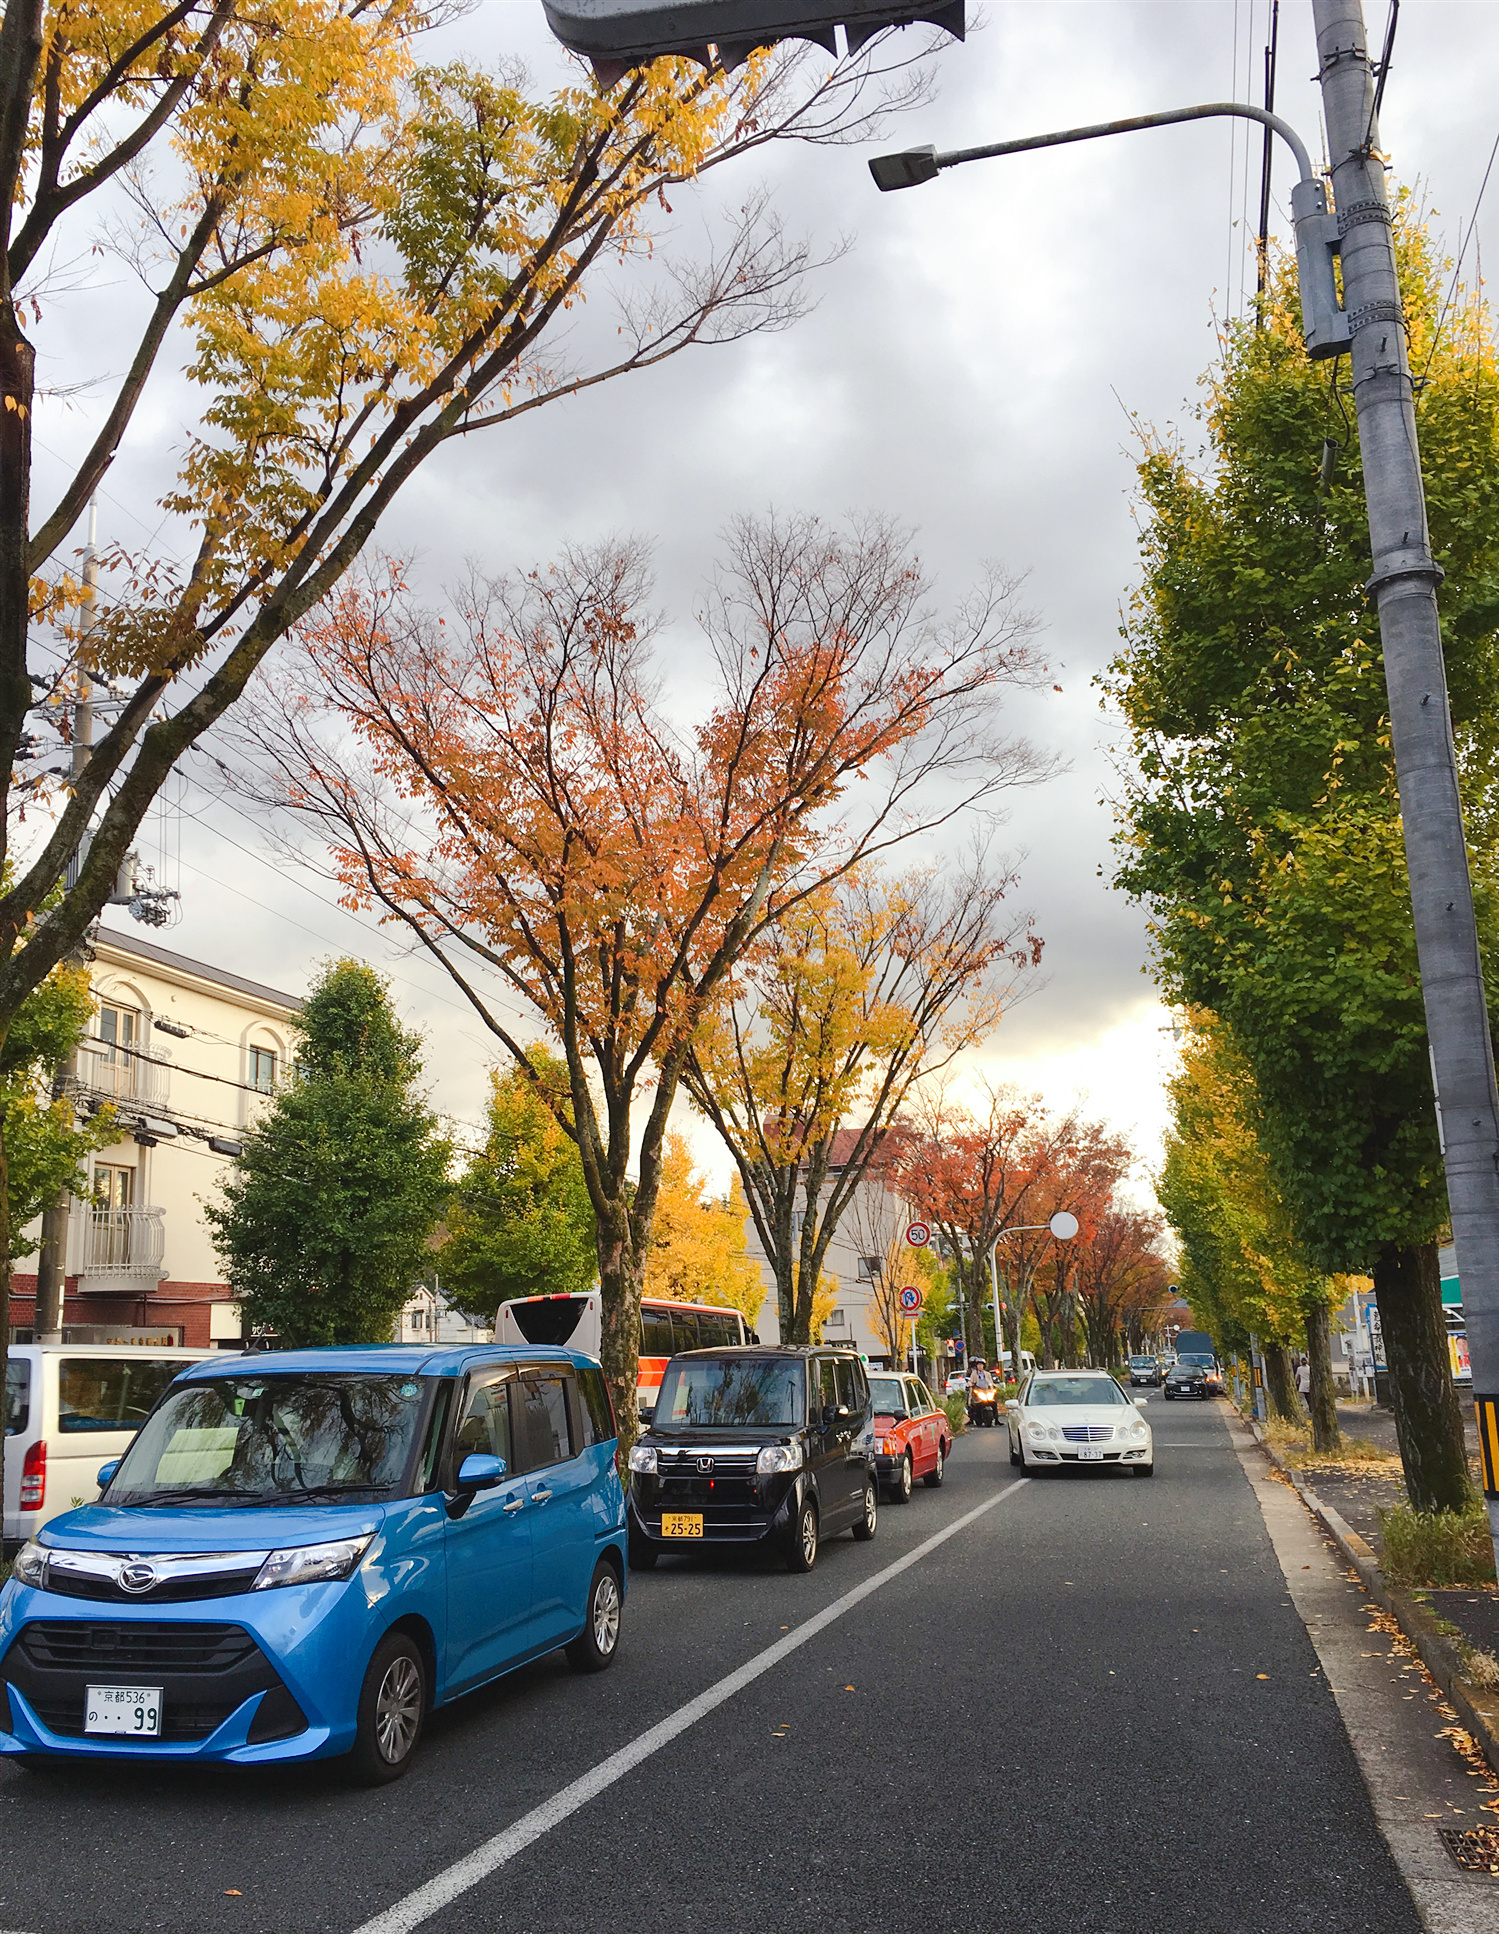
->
[[92, 921, 303, 1014]]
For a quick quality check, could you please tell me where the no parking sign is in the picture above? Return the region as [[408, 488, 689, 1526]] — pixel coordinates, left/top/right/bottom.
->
[[897, 1284, 924, 1316]]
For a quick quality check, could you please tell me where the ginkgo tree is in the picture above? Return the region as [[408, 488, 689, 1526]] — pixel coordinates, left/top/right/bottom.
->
[[0, 0, 936, 1452], [245, 513, 1052, 1443], [642, 1132, 763, 1327], [681, 852, 1043, 1344]]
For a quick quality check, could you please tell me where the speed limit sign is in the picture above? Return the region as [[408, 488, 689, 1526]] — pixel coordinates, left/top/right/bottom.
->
[[905, 1221, 931, 1248], [897, 1284, 924, 1316]]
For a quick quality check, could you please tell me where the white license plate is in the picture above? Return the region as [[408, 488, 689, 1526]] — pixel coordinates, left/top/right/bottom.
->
[[1077, 1447, 1105, 1461], [85, 1686, 162, 1737]]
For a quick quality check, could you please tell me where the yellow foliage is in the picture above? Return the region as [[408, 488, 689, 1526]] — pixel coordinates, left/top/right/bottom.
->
[[810, 1272, 840, 1343], [643, 1132, 764, 1326]]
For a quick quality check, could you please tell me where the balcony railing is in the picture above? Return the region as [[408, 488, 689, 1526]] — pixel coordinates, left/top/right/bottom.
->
[[74, 1040, 170, 1110], [78, 1205, 167, 1280]]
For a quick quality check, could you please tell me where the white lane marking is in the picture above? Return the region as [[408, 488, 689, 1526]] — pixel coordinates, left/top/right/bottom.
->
[[352, 1478, 1029, 1934]]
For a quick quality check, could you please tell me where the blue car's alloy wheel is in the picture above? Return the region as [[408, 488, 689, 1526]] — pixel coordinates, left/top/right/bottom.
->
[[348, 1632, 428, 1786], [566, 1560, 623, 1673]]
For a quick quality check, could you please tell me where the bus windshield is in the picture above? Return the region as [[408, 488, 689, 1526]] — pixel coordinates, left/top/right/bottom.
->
[[505, 1297, 590, 1347]]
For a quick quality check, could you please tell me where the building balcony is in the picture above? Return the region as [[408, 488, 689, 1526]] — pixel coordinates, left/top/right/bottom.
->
[[74, 1041, 170, 1110], [75, 1205, 168, 1286]]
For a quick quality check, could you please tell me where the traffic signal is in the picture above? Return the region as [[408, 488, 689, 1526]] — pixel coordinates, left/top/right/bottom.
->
[[541, 0, 963, 86]]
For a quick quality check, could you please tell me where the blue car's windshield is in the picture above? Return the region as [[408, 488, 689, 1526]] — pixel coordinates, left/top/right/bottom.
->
[[105, 1373, 428, 1505], [657, 1357, 805, 1428]]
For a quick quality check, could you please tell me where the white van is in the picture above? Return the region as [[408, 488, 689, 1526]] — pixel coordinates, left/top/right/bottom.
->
[[4, 1344, 215, 1544]]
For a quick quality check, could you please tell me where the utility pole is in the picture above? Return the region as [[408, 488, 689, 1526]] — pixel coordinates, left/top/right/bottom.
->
[[34, 499, 98, 1341], [1312, 0, 1499, 1557]]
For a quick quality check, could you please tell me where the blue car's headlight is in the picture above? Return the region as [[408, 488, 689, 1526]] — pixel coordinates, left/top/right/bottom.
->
[[11, 1540, 48, 1588], [250, 1536, 373, 1590]]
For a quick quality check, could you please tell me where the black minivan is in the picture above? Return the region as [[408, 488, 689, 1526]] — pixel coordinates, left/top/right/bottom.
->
[[626, 1347, 877, 1573]]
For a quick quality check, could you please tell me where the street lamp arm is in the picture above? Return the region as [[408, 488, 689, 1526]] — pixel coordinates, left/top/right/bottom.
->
[[934, 101, 1316, 187], [870, 101, 1350, 359]]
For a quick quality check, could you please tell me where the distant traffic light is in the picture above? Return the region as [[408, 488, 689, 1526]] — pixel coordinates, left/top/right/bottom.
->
[[541, 0, 963, 85]]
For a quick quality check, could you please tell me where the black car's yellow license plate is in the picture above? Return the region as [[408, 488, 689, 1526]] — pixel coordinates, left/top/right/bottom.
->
[[661, 1513, 703, 1538]]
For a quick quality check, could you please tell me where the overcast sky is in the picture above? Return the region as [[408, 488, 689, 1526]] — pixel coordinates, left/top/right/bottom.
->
[[45, 1, 1499, 1195]]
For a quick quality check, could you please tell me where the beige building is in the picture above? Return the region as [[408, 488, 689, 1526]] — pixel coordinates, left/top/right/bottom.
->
[[9, 922, 301, 1349], [744, 1135, 924, 1364]]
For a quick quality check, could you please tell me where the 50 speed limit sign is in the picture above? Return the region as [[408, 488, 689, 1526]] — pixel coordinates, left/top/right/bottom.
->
[[904, 1221, 931, 1248]]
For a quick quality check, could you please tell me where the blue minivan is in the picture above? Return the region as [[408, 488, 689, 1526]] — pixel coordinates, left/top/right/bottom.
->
[[0, 1343, 627, 1782]]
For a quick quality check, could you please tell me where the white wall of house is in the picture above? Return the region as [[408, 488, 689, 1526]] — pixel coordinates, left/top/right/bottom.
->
[[742, 1168, 924, 1365], [14, 920, 301, 1343]]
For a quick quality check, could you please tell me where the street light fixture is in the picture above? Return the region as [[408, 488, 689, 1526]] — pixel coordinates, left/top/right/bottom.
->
[[873, 0, 1499, 1570], [987, 1212, 1077, 1381]]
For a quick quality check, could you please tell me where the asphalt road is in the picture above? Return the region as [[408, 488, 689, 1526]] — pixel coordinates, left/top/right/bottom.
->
[[0, 1397, 1424, 1934]]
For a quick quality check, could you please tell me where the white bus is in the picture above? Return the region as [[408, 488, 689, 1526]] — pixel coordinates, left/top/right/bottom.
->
[[495, 1292, 752, 1416]]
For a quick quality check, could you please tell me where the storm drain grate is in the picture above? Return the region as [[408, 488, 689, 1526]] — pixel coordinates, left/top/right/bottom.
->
[[1439, 1827, 1499, 1874]]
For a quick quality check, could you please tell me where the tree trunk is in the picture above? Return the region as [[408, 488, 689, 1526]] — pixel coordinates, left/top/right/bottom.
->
[[595, 1195, 643, 1467], [1264, 1342, 1301, 1423], [1374, 1240, 1471, 1514], [1001, 1274, 1024, 1384], [1304, 1300, 1342, 1453], [963, 1259, 985, 1364]]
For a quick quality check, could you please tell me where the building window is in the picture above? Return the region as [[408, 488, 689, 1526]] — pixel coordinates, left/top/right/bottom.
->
[[94, 1164, 135, 1209], [825, 1308, 847, 1329], [248, 1046, 277, 1092], [857, 1255, 882, 1281], [98, 1004, 136, 1063]]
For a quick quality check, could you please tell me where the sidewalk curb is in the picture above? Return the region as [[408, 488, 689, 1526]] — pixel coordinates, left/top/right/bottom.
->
[[1231, 1406, 1499, 1778]]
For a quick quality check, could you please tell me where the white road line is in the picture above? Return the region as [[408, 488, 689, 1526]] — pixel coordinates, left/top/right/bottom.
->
[[352, 1478, 1029, 1934]]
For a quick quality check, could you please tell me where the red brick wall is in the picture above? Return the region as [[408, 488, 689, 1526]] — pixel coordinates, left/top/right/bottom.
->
[[9, 1277, 236, 1349]]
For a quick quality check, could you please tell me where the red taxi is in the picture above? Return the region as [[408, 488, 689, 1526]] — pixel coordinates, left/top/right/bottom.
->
[[866, 1371, 953, 1504]]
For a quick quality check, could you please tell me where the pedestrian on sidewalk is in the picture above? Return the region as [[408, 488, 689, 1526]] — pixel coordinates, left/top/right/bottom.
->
[[1295, 1356, 1312, 1408]]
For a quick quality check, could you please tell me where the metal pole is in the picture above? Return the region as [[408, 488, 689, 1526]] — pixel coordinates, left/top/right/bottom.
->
[[988, 1238, 1003, 1381], [1313, 0, 1499, 1559]]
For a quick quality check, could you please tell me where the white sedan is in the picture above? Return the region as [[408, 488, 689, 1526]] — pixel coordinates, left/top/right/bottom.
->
[[1006, 1371, 1154, 1478]]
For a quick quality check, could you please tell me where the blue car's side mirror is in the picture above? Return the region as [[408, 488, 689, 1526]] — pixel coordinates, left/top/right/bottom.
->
[[456, 1452, 507, 1491], [97, 1460, 121, 1489]]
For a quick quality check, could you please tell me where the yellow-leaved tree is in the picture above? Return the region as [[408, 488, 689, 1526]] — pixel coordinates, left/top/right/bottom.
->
[[643, 1132, 764, 1328], [683, 856, 1043, 1343], [1159, 1013, 1350, 1445]]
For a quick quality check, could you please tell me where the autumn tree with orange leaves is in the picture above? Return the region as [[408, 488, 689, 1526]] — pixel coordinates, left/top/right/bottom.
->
[[891, 1089, 1106, 1370], [247, 514, 1052, 1444], [1073, 1206, 1171, 1370]]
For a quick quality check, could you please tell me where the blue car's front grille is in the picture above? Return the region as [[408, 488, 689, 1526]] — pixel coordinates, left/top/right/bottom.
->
[[3, 1621, 304, 1746], [18, 1622, 258, 1673], [40, 1562, 265, 1605]]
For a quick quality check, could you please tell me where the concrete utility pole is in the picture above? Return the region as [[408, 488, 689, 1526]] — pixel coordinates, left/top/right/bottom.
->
[[34, 499, 98, 1341], [1312, 0, 1499, 1561]]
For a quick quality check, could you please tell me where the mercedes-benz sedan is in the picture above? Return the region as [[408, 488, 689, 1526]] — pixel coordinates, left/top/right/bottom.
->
[[1006, 1371, 1153, 1478]]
